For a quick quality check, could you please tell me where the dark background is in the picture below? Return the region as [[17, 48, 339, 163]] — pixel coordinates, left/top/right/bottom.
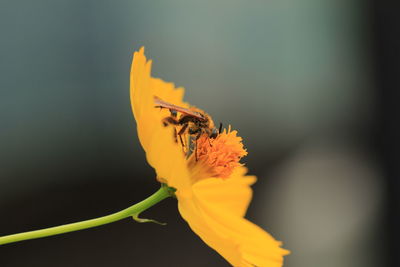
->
[[0, 1, 397, 266]]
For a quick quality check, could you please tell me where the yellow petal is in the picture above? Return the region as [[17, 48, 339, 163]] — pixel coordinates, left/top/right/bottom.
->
[[130, 47, 191, 192], [198, 202, 289, 267], [191, 166, 255, 217], [178, 197, 242, 266], [178, 168, 289, 266]]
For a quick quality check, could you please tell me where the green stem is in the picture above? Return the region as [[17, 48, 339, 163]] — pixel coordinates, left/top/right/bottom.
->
[[0, 185, 175, 246]]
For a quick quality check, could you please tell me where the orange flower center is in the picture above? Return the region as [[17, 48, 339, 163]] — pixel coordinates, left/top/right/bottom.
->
[[190, 127, 247, 179]]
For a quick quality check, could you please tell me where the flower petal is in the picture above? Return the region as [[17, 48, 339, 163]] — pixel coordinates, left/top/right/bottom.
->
[[130, 47, 191, 192], [178, 169, 289, 266], [178, 197, 242, 266], [192, 166, 255, 217], [197, 202, 289, 267]]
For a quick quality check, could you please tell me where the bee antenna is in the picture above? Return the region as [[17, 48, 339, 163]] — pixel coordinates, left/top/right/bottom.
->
[[218, 122, 223, 134]]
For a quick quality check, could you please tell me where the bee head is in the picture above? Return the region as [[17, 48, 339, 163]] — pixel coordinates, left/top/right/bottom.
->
[[210, 128, 218, 139]]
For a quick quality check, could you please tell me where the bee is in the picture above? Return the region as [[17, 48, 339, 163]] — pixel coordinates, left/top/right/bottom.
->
[[154, 96, 222, 159]]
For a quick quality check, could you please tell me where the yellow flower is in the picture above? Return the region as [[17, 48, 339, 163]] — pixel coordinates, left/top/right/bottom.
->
[[130, 47, 289, 266]]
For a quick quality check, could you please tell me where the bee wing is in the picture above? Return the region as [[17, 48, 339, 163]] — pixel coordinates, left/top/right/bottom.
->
[[154, 96, 204, 120]]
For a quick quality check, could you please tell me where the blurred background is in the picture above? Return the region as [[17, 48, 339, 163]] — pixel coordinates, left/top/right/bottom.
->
[[0, 0, 397, 266]]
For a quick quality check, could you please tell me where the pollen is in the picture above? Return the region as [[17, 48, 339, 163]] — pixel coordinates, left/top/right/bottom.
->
[[195, 127, 248, 179]]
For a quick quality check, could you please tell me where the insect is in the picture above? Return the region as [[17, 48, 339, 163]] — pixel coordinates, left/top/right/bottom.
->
[[154, 96, 222, 160]]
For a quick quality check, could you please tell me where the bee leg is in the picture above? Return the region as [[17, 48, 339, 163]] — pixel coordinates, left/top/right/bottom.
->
[[177, 123, 188, 151], [178, 134, 185, 152], [195, 137, 198, 161], [195, 131, 202, 161], [162, 116, 179, 127], [173, 128, 178, 143], [162, 117, 186, 152], [177, 123, 188, 135], [208, 137, 213, 147], [207, 129, 214, 147]]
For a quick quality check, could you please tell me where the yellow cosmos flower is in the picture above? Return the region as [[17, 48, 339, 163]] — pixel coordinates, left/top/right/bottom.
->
[[130, 47, 289, 267]]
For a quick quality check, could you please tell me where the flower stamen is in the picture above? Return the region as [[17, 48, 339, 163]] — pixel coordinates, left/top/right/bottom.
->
[[189, 126, 247, 179]]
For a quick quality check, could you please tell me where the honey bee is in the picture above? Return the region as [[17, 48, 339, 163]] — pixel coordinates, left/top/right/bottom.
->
[[154, 96, 222, 159]]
